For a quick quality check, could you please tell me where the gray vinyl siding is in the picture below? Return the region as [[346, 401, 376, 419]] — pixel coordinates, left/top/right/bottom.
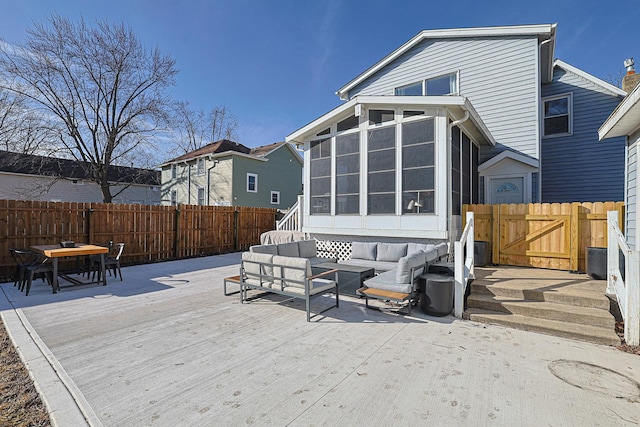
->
[[541, 67, 625, 202], [627, 136, 638, 250], [232, 147, 302, 209], [348, 37, 540, 162]]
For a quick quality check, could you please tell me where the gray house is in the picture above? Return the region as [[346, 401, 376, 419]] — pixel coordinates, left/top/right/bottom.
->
[[285, 23, 627, 242], [160, 140, 303, 209], [0, 150, 161, 204]]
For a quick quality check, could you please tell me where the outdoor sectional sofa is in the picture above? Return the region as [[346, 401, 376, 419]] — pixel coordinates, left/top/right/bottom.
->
[[342, 242, 448, 314], [249, 239, 337, 266], [239, 251, 339, 321]]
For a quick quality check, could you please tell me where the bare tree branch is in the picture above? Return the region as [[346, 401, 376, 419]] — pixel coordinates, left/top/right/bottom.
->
[[170, 102, 238, 155], [0, 15, 177, 202]]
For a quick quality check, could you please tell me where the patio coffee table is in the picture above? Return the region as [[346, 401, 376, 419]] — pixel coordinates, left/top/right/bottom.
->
[[311, 262, 375, 296]]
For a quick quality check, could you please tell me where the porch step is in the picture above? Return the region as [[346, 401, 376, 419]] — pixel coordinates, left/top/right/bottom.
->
[[464, 308, 621, 347], [471, 280, 610, 309], [466, 294, 615, 329]]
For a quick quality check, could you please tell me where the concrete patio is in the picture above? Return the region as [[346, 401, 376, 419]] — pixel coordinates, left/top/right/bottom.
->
[[1, 253, 639, 426]]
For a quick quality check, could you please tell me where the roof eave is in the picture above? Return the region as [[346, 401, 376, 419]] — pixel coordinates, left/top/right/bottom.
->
[[599, 82, 640, 140]]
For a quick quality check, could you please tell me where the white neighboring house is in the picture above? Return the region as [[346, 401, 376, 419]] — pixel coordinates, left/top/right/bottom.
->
[[0, 150, 161, 204]]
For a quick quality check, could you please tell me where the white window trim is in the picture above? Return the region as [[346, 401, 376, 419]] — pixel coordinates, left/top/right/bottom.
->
[[170, 189, 178, 206], [542, 92, 573, 138], [270, 191, 280, 205], [197, 186, 205, 205], [196, 159, 205, 176], [247, 173, 258, 193]]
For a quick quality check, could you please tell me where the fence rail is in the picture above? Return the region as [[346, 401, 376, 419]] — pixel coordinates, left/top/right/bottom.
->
[[463, 202, 624, 271], [0, 199, 276, 281]]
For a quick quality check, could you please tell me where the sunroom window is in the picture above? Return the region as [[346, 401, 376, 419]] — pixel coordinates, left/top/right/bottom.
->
[[335, 132, 359, 214], [310, 138, 331, 214], [368, 126, 396, 214], [369, 109, 395, 125], [402, 118, 435, 214]]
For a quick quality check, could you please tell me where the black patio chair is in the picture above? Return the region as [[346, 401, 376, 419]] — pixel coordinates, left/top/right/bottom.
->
[[91, 243, 125, 281], [23, 252, 54, 296], [9, 248, 39, 289]]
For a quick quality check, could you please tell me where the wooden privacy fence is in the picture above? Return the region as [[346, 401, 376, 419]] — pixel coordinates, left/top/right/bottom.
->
[[463, 202, 624, 272], [0, 199, 276, 281]]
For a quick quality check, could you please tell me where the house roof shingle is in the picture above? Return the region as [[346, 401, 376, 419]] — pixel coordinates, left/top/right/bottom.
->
[[0, 151, 160, 185], [165, 139, 251, 164]]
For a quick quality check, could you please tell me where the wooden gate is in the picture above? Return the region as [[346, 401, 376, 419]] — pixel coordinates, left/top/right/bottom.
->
[[463, 202, 624, 271]]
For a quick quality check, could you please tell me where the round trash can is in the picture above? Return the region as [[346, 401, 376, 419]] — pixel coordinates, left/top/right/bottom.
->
[[419, 273, 454, 316], [474, 241, 491, 267]]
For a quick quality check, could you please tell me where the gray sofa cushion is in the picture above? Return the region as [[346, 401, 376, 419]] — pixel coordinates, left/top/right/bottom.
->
[[408, 242, 435, 255], [435, 243, 448, 257], [250, 244, 278, 255], [376, 243, 408, 262], [273, 255, 310, 289], [339, 259, 397, 273], [396, 251, 427, 284], [364, 270, 412, 294], [277, 241, 300, 257], [242, 252, 274, 286], [297, 240, 317, 258], [308, 256, 336, 266], [351, 242, 377, 260]]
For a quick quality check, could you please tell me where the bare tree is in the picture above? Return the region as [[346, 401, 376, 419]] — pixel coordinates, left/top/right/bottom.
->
[[0, 15, 177, 202], [0, 90, 58, 154], [171, 102, 238, 154]]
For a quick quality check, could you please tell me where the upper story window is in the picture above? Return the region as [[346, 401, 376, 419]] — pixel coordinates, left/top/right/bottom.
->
[[171, 164, 177, 179], [170, 189, 178, 206], [395, 82, 423, 96], [543, 94, 572, 137], [196, 159, 205, 175], [247, 173, 258, 193], [395, 73, 458, 96], [426, 73, 458, 95]]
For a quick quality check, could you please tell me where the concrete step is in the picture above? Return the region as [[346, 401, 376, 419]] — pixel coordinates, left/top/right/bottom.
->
[[466, 294, 615, 329], [463, 308, 621, 346], [470, 281, 610, 310]]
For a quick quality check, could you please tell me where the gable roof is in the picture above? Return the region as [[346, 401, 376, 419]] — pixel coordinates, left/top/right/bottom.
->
[[554, 59, 627, 97], [164, 139, 251, 164], [286, 95, 496, 147], [337, 24, 557, 99], [250, 142, 303, 164], [0, 151, 160, 185], [478, 150, 539, 172], [599, 81, 640, 140]]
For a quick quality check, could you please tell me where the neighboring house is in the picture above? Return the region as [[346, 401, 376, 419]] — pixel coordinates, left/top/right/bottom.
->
[[0, 150, 161, 204], [599, 66, 640, 250], [160, 140, 303, 209], [285, 23, 627, 243]]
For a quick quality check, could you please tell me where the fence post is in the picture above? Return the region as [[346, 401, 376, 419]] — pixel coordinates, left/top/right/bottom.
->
[[174, 207, 180, 259], [233, 208, 239, 251], [570, 203, 579, 271], [492, 204, 500, 265], [87, 207, 94, 244]]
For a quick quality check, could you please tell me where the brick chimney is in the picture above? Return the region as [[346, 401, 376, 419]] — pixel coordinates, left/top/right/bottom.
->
[[622, 58, 640, 93]]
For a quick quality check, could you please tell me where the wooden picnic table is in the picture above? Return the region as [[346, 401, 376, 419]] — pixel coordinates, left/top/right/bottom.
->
[[30, 244, 109, 293]]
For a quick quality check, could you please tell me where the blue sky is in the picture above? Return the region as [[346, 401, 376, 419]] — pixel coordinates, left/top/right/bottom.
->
[[0, 0, 636, 155]]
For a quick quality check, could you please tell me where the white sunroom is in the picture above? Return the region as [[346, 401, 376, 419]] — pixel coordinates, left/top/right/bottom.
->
[[285, 95, 495, 243]]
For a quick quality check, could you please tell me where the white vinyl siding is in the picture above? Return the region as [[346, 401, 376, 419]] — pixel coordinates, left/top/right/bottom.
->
[[627, 137, 638, 250], [348, 37, 540, 162]]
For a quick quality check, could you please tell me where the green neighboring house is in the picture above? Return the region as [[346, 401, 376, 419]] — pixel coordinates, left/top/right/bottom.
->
[[160, 139, 303, 209]]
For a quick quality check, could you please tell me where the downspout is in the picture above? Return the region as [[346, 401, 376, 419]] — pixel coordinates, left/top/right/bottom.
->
[[447, 110, 470, 261], [206, 159, 219, 205]]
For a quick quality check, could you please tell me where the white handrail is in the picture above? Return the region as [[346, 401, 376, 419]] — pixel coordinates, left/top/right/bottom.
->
[[454, 212, 474, 318], [607, 211, 639, 346], [276, 195, 302, 231]]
